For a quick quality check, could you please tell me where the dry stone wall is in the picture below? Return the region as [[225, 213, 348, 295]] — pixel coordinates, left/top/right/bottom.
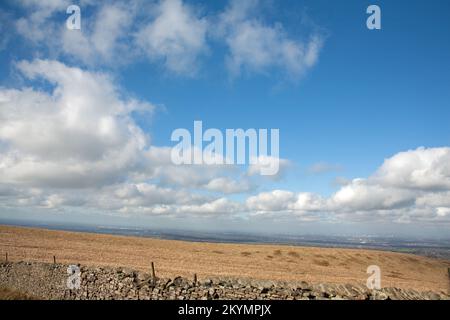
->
[[0, 261, 448, 300]]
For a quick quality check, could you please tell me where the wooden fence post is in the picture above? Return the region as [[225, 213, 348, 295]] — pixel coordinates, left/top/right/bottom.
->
[[151, 262, 156, 284], [448, 268, 450, 295], [53, 255, 56, 264], [194, 273, 197, 286], [5, 252, 7, 262]]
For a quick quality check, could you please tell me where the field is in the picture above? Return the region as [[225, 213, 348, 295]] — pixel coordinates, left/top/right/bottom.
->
[[0, 225, 449, 293], [0, 287, 37, 300]]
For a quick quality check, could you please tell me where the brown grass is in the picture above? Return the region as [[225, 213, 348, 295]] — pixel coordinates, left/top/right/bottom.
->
[[288, 251, 301, 258], [313, 259, 331, 267], [0, 287, 39, 300], [0, 225, 449, 293]]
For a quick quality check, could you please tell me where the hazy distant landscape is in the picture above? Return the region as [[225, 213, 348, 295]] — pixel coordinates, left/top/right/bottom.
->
[[1, 224, 449, 294], [2, 220, 449, 261]]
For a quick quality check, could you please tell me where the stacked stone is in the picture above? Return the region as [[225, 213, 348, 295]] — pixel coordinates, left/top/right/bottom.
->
[[0, 262, 448, 300]]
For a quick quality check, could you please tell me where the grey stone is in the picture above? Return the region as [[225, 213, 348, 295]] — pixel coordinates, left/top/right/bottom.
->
[[1, 261, 448, 301]]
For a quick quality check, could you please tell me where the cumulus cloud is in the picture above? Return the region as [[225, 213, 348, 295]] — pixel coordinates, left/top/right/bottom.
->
[[0, 59, 152, 188], [330, 180, 415, 212], [246, 190, 326, 214], [247, 156, 290, 180], [373, 147, 450, 191], [61, 2, 136, 66], [246, 147, 450, 224], [0, 59, 264, 217], [15, 0, 71, 43], [1, 73, 449, 225], [326, 147, 450, 216], [246, 190, 295, 212], [140, 146, 245, 191], [0, 60, 448, 225], [218, 0, 324, 78], [9, 0, 324, 79], [204, 177, 252, 194], [174, 198, 243, 216], [1, 65, 449, 225], [135, 0, 208, 75], [12, 0, 206, 73]]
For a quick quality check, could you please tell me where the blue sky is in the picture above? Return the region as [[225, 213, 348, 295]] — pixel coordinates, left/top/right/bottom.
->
[[0, 0, 450, 237]]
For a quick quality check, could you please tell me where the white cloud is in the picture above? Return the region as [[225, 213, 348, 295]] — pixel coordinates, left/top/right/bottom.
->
[[0, 59, 265, 217], [436, 207, 450, 218], [141, 146, 242, 190], [91, 186, 242, 216], [112, 183, 197, 206], [11, 1, 125, 68], [0, 62, 449, 226], [175, 198, 243, 216], [246, 190, 326, 214], [330, 179, 415, 211], [246, 147, 450, 225], [373, 147, 450, 191], [15, 0, 71, 42], [61, 2, 136, 65], [289, 193, 328, 212], [218, 0, 323, 78], [246, 190, 295, 212], [14, 0, 209, 72], [247, 156, 290, 180], [10, 0, 323, 79], [204, 177, 252, 194], [0, 59, 153, 188], [135, 0, 208, 75]]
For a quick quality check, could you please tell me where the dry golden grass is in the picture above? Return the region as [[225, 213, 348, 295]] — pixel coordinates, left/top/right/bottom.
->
[[0, 287, 39, 300], [0, 225, 449, 293]]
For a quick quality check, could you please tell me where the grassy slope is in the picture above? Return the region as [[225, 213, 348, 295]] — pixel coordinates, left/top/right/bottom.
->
[[0, 225, 449, 293]]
